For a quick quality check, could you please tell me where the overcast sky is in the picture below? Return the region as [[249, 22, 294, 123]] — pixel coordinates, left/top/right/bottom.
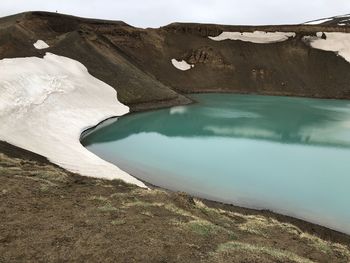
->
[[1, 0, 350, 28]]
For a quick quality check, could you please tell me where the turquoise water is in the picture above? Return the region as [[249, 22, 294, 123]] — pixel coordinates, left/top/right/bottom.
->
[[82, 94, 350, 234]]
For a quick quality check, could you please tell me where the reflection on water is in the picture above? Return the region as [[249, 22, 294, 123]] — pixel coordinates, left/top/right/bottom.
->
[[82, 94, 350, 234], [85, 94, 350, 148]]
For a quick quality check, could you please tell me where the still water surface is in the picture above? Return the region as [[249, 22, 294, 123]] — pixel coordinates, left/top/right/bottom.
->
[[82, 94, 350, 233]]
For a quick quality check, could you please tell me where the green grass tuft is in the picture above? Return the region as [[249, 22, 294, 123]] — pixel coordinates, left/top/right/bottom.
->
[[98, 203, 118, 212], [216, 241, 314, 263], [188, 220, 221, 236], [111, 219, 126, 226]]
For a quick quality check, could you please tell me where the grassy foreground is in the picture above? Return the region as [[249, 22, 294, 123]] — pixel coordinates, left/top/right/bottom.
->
[[1, 148, 350, 262]]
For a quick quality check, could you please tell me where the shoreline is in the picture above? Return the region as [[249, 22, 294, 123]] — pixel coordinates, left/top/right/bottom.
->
[[2, 144, 350, 262], [2, 139, 350, 246], [144, 178, 350, 244], [130, 90, 350, 113], [79, 92, 350, 240]]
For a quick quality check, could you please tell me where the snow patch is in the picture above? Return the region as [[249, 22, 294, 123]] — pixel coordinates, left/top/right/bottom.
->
[[0, 53, 146, 188], [304, 18, 334, 25], [209, 31, 296, 43], [33, 40, 49, 50], [171, 59, 194, 71], [303, 32, 350, 63], [335, 14, 350, 18], [304, 15, 350, 25]]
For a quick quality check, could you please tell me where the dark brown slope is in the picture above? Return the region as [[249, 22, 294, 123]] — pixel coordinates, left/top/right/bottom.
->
[[0, 12, 192, 110], [130, 23, 350, 100], [2, 11, 350, 112]]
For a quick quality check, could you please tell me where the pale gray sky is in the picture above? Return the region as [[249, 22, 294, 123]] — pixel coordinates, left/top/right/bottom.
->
[[1, 0, 350, 28]]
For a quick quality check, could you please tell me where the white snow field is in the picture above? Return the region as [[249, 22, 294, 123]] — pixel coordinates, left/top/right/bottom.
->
[[209, 31, 296, 43], [304, 32, 350, 63], [0, 53, 146, 187], [171, 58, 194, 71], [33, 40, 49, 49]]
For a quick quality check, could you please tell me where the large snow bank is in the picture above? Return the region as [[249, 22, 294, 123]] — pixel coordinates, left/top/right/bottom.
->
[[209, 31, 296, 43], [304, 32, 350, 63], [0, 53, 146, 187], [171, 59, 194, 71], [33, 40, 49, 49]]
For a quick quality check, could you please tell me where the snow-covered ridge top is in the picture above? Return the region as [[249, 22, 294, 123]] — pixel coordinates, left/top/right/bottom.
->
[[303, 32, 350, 63], [171, 58, 194, 71], [209, 31, 296, 44], [304, 15, 350, 26], [0, 53, 146, 187], [33, 40, 49, 49], [304, 18, 334, 25]]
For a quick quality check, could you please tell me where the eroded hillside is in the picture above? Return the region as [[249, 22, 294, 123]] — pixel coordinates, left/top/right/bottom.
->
[[1, 12, 350, 111]]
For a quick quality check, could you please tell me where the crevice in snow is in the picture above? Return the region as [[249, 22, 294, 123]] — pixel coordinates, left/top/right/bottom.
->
[[303, 32, 350, 63], [33, 40, 49, 49], [0, 53, 146, 188], [171, 58, 194, 71], [208, 31, 296, 43]]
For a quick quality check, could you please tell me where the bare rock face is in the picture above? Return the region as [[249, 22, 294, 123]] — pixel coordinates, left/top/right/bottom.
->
[[163, 23, 223, 37], [182, 46, 233, 69], [251, 68, 273, 81]]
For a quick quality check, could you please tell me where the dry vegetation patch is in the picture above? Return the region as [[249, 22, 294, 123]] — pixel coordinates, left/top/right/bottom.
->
[[1, 150, 350, 262]]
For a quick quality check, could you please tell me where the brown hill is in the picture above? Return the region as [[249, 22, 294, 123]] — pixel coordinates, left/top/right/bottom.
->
[[1, 11, 350, 112]]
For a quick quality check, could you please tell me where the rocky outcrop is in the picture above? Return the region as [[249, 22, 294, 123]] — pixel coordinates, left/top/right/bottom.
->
[[181, 46, 232, 69]]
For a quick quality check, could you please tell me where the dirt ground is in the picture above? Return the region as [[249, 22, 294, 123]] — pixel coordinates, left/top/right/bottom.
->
[[1, 142, 350, 263]]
